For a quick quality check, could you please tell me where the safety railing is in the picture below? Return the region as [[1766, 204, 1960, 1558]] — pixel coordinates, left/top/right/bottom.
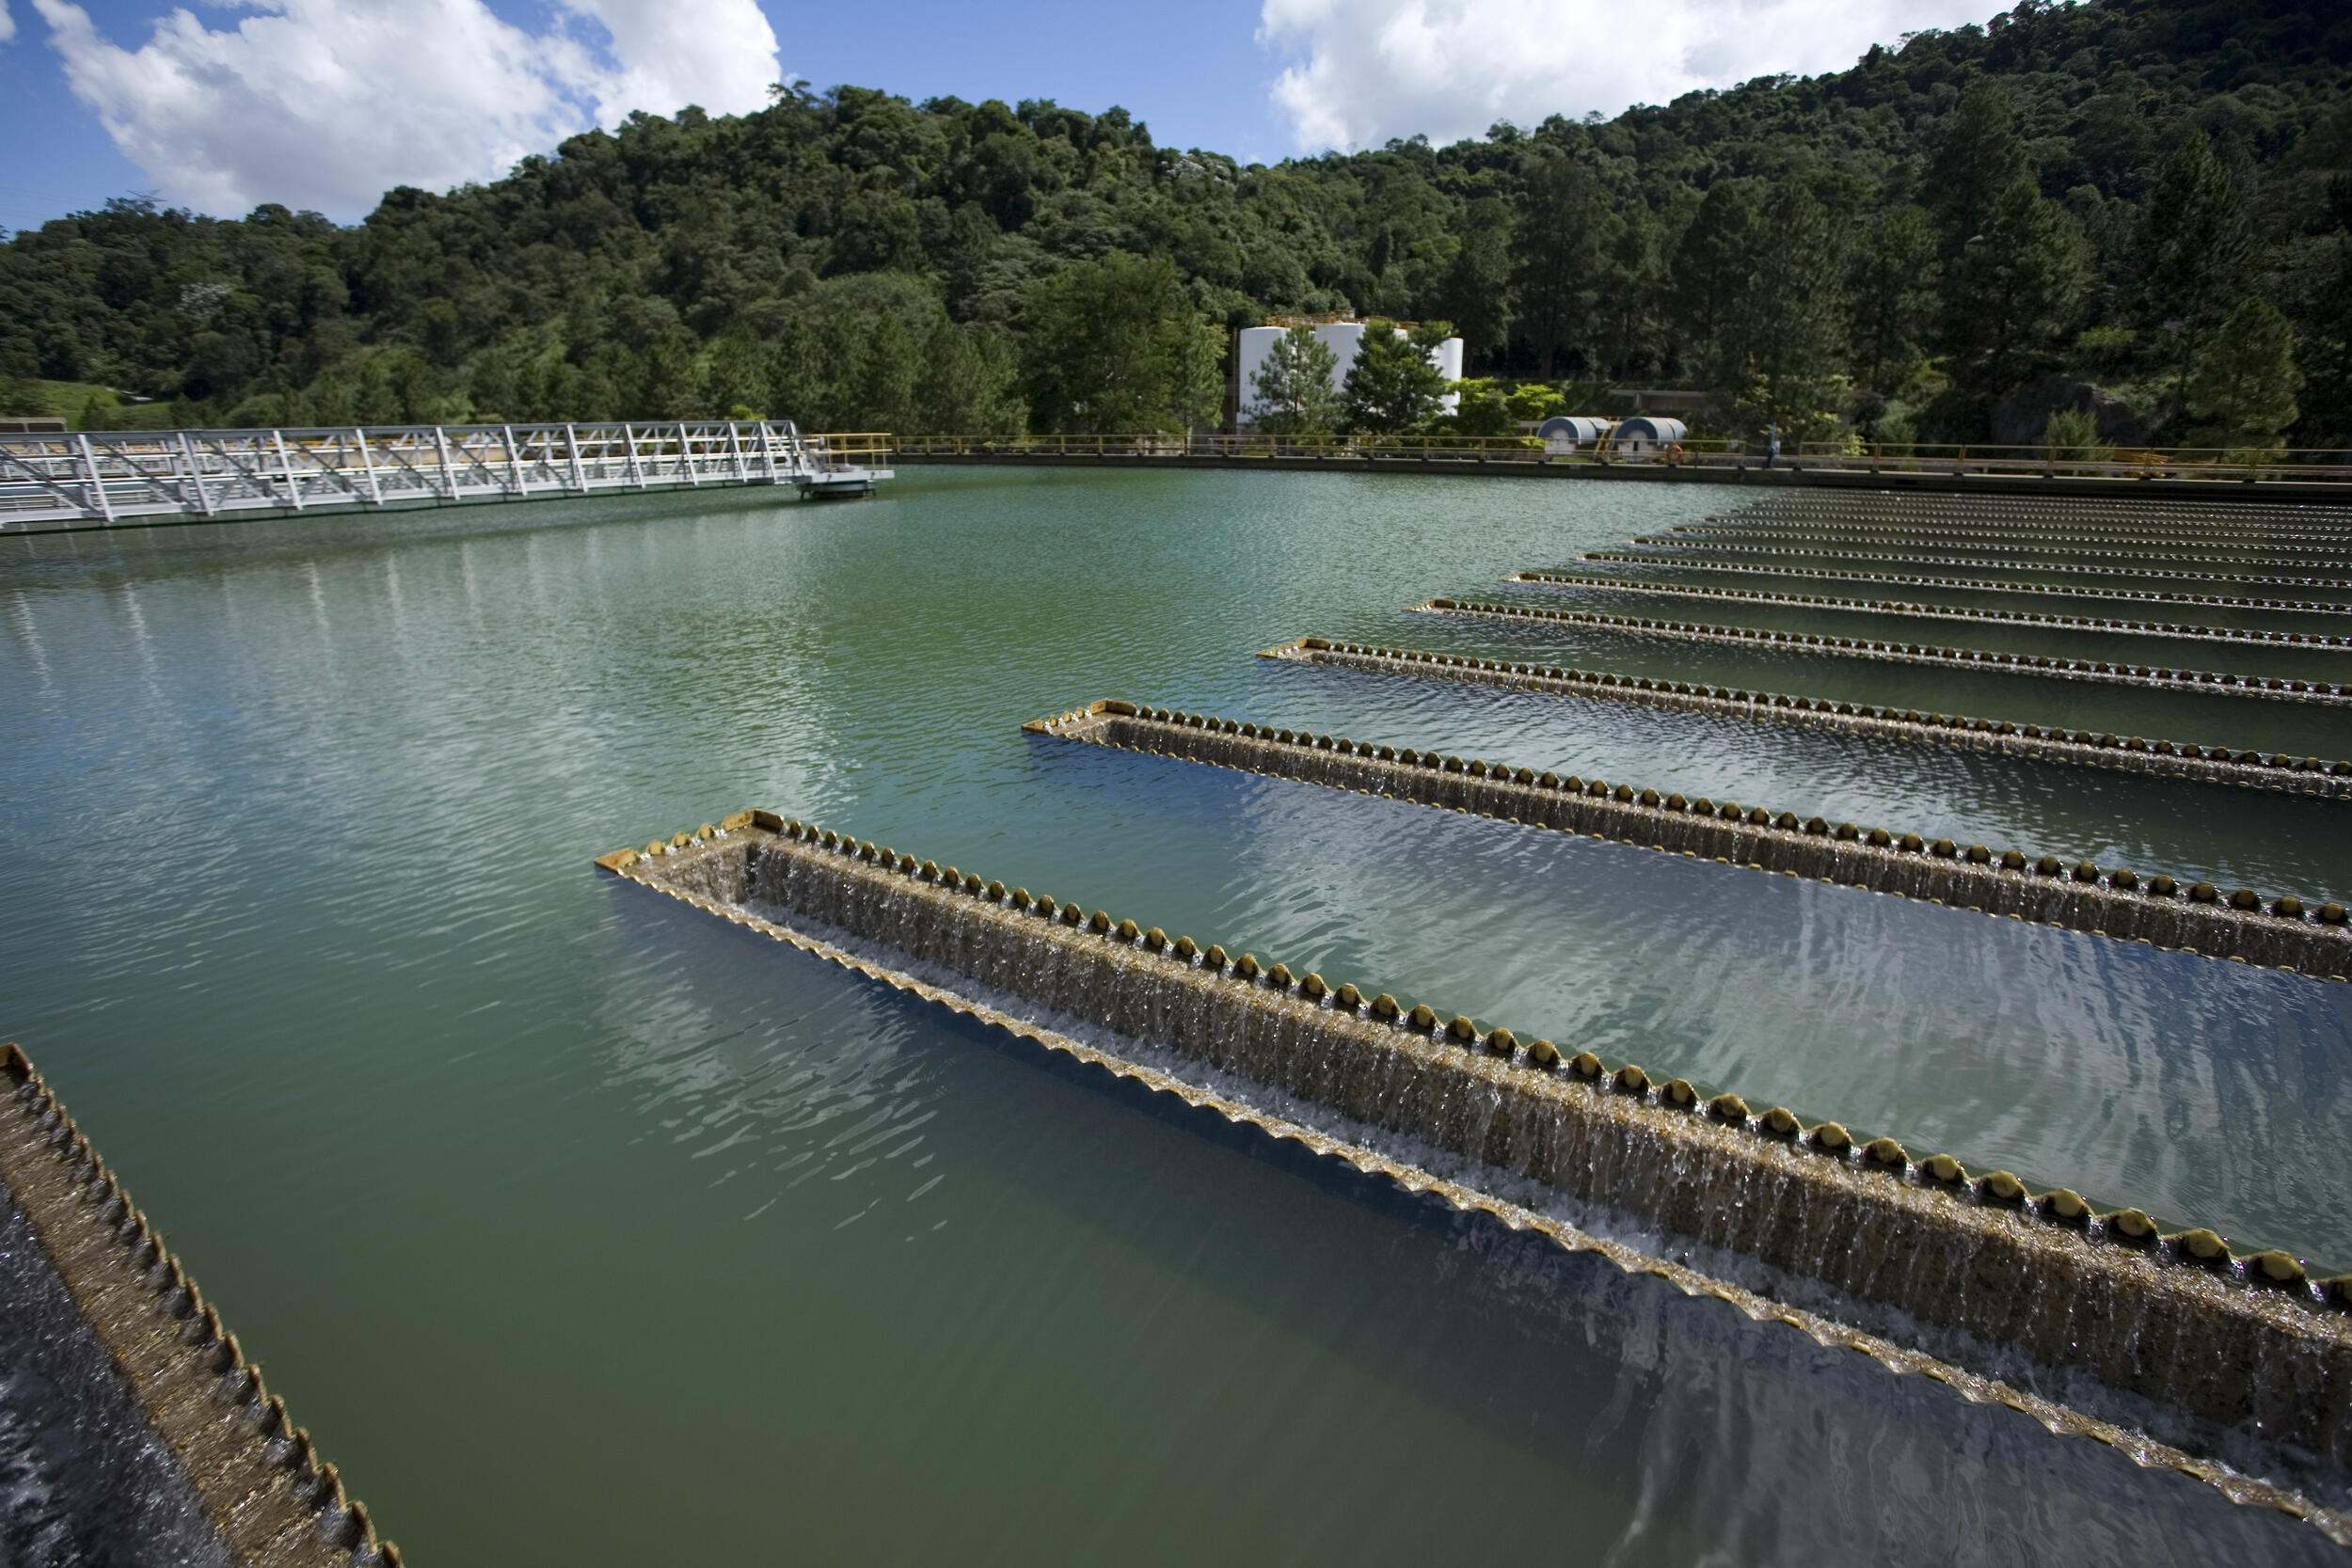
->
[[0, 421, 894, 528], [893, 433, 2352, 484], [803, 431, 895, 468], [1784, 441, 2352, 483]]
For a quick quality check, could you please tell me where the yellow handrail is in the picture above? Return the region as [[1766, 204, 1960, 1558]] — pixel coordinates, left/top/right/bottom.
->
[[882, 433, 2352, 483]]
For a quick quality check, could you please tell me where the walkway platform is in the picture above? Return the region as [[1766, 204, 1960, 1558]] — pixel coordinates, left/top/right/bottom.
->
[[0, 421, 891, 533]]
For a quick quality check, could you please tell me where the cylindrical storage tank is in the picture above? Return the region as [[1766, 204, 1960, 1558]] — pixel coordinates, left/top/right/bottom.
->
[[1539, 416, 1613, 452], [1432, 336, 1466, 412], [1613, 416, 1689, 461], [1314, 323, 1368, 396], [1235, 326, 1288, 426]]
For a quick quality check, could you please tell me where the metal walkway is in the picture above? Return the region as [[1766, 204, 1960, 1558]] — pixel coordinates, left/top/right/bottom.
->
[[0, 421, 893, 531]]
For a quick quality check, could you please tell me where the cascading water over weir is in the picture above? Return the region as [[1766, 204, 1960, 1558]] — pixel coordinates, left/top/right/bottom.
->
[[599, 814, 2352, 1544], [1028, 699, 2351, 974], [1637, 527, 2352, 567], [1258, 636, 2352, 799], [1597, 539, 2352, 591], [1572, 552, 2352, 618], [1415, 596, 2352, 705], [1504, 570, 2352, 650], [0, 1046, 397, 1567]]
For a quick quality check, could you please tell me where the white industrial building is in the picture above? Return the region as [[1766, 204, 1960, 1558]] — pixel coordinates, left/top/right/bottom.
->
[[1235, 321, 1466, 426]]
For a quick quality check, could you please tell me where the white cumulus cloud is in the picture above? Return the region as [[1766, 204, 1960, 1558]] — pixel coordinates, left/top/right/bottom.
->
[[0, 1, 15, 43], [1260, 0, 2004, 150], [28, 0, 781, 218]]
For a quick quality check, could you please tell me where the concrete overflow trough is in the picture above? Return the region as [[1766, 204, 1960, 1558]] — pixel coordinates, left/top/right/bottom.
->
[[1657, 514, 2352, 547], [1668, 520, 2352, 551], [1506, 570, 2352, 651], [1718, 502, 2352, 538], [596, 817, 2352, 1532], [0, 1044, 397, 1568], [1597, 540, 2352, 591], [1257, 637, 2352, 798], [1026, 699, 2352, 977], [1573, 553, 2352, 618], [1632, 531, 2352, 576], [1415, 596, 2352, 705]]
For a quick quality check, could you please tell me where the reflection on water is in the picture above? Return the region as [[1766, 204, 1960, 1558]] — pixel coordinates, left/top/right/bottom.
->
[[585, 895, 2337, 1565], [1240, 658, 2352, 900], [1406, 611, 2352, 759], [0, 467, 2344, 1561]]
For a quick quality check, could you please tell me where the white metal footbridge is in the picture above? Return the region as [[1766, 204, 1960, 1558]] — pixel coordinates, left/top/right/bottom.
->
[[0, 421, 892, 532]]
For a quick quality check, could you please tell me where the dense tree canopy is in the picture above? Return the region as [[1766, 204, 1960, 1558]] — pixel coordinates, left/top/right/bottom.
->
[[3, 0, 2347, 446]]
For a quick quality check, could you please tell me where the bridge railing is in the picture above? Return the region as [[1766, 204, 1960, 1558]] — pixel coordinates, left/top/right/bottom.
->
[[894, 433, 2352, 485], [0, 421, 892, 528], [803, 432, 894, 469]]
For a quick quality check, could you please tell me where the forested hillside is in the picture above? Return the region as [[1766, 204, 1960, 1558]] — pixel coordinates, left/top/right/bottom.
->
[[3, 0, 2348, 448]]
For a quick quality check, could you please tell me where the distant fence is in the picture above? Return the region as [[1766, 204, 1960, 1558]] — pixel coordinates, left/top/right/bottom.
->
[[895, 433, 2352, 487]]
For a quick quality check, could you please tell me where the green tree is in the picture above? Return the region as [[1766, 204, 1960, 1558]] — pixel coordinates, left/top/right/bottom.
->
[[703, 334, 769, 419], [2185, 297, 2301, 450], [1717, 184, 1848, 440], [1671, 182, 1761, 389], [1513, 155, 1605, 379], [916, 319, 1025, 436], [1448, 378, 1516, 436], [1946, 176, 2086, 400], [7, 11, 2352, 445], [635, 327, 706, 420], [1342, 320, 1454, 434], [1595, 203, 1661, 381], [762, 273, 1014, 434], [0, 370, 40, 416], [2137, 129, 2255, 426], [1927, 83, 2026, 269], [1432, 198, 1514, 372], [1505, 383, 1565, 422], [1247, 325, 1342, 434], [1019, 254, 1221, 433], [2042, 407, 2111, 463], [1847, 206, 1936, 395], [2299, 183, 2352, 448]]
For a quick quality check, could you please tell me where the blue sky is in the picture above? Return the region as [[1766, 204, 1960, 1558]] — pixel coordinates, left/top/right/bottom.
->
[[0, 0, 2005, 230]]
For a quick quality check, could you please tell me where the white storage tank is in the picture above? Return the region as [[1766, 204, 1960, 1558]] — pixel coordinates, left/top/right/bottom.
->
[[1235, 326, 1290, 423], [1236, 321, 1468, 425], [1429, 335, 1465, 410], [1312, 321, 1367, 375]]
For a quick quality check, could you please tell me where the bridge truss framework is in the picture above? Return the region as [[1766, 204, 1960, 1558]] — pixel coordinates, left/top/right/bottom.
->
[[0, 420, 891, 532]]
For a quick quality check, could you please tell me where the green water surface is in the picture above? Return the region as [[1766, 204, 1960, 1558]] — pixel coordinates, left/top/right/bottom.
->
[[2, 467, 2345, 1564]]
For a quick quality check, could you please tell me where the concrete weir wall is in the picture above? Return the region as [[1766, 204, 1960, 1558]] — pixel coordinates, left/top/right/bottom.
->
[[1608, 539, 2352, 591], [1645, 527, 2352, 570], [1508, 571, 2352, 651], [1032, 699, 2352, 978], [1261, 638, 2352, 798], [0, 1046, 396, 1568], [1418, 597, 2352, 705], [603, 819, 2352, 1487], [1577, 551, 2352, 618]]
